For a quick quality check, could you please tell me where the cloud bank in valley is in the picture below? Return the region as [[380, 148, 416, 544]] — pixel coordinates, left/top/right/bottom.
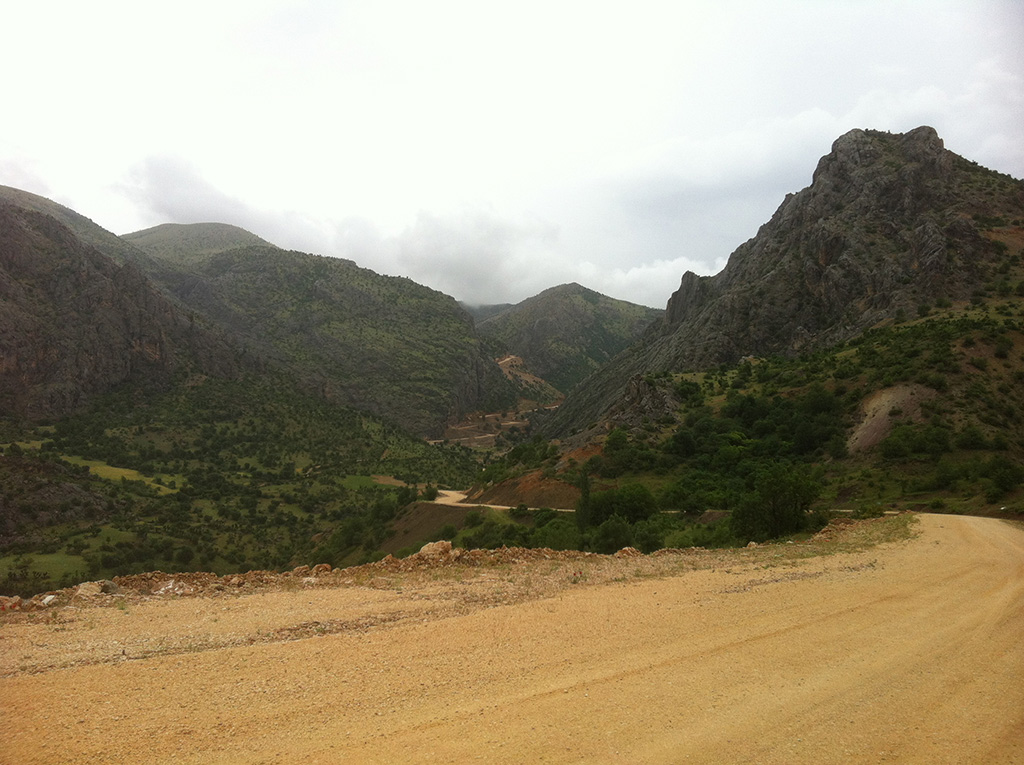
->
[[1, 1, 1022, 308]]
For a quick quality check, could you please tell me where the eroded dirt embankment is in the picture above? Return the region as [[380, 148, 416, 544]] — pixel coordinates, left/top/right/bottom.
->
[[2, 514, 1023, 765]]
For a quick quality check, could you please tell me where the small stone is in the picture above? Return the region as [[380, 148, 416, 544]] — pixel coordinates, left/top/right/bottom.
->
[[0, 595, 22, 611]]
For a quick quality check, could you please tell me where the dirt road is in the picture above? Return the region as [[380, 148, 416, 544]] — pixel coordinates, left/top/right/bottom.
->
[[2, 514, 1022, 764]]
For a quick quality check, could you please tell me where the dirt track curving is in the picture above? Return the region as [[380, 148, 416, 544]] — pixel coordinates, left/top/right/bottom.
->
[[2, 514, 1023, 764]]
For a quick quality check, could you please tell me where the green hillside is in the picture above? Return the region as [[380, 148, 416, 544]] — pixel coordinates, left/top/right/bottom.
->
[[2, 126, 1022, 599], [126, 235, 514, 437], [476, 283, 663, 393], [0, 371, 478, 596], [504, 297, 1022, 551], [123, 222, 277, 263]]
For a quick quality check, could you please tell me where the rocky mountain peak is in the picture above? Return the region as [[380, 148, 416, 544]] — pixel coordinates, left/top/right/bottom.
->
[[663, 270, 712, 327], [662, 126, 1008, 339], [809, 125, 952, 194], [548, 126, 1024, 437]]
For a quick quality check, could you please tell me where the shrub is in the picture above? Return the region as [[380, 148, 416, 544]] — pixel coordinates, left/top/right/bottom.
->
[[589, 483, 658, 525], [591, 515, 634, 554], [730, 463, 820, 542], [955, 425, 989, 450], [530, 518, 580, 551], [632, 519, 664, 553], [531, 508, 558, 528]]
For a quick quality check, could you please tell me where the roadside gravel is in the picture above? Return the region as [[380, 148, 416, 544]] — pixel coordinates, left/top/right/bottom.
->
[[2, 514, 1022, 764]]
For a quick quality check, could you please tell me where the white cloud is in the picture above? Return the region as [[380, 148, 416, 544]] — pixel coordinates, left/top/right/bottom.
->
[[0, 0, 1020, 311]]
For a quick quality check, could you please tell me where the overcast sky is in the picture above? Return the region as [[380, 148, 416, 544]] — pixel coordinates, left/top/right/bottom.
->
[[2, 1, 1022, 308]]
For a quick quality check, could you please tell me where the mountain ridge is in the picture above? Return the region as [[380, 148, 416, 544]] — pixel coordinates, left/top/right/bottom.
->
[[123, 222, 279, 263], [123, 233, 513, 438], [0, 201, 245, 421], [475, 282, 663, 394], [546, 126, 1024, 437]]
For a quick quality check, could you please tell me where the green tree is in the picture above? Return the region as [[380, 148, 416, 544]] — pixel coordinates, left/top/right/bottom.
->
[[731, 463, 820, 542], [531, 518, 581, 551], [632, 519, 664, 553], [589, 483, 658, 525], [591, 515, 633, 554], [576, 461, 593, 537]]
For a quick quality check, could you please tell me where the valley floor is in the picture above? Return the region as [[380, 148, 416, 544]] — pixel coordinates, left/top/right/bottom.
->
[[2, 514, 1023, 764]]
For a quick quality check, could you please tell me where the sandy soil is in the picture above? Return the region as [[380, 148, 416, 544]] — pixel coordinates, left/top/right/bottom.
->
[[2, 514, 1023, 764]]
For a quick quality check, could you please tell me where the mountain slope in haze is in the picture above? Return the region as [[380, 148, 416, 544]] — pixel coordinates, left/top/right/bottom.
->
[[126, 227, 513, 436], [547, 126, 1024, 437], [475, 283, 663, 394], [123, 222, 277, 263], [0, 201, 243, 421], [0, 185, 148, 266], [461, 302, 514, 323]]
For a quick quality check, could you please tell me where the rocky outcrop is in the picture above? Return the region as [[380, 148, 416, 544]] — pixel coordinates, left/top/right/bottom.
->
[[547, 126, 1024, 437], [663, 271, 715, 326], [0, 203, 242, 421]]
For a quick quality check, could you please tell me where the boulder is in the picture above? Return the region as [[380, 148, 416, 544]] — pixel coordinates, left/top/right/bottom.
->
[[417, 540, 453, 560], [76, 581, 103, 597]]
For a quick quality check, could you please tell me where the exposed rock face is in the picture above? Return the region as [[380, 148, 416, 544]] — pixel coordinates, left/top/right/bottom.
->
[[0, 184, 147, 266], [664, 271, 713, 326], [656, 126, 1009, 368], [607, 375, 681, 431], [0, 203, 241, 420], [547, 126, 1024, 437]]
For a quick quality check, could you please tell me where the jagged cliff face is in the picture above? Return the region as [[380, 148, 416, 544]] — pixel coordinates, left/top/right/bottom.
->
[[658, 126, 1018, 367], [0, 203, 240, 420], [547, 126, 1024, 437]]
